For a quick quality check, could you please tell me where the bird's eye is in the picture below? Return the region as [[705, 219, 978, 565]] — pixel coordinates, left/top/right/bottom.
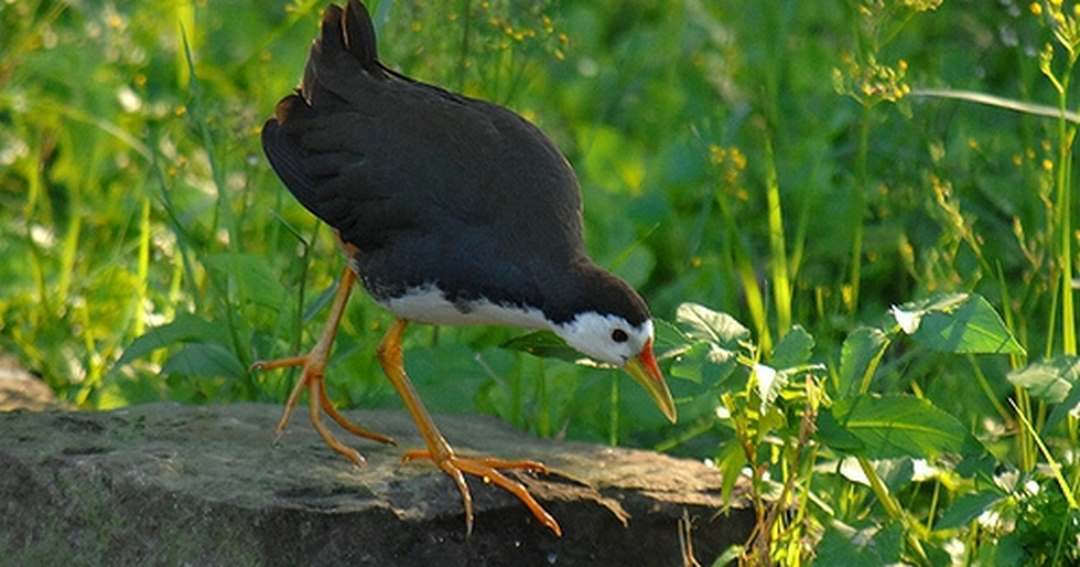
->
[[611, 329, 629, 343]]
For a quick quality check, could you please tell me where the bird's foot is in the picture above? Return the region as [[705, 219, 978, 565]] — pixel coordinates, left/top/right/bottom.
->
[[401, 449, 561, 537], [250, 354, 396, 467]]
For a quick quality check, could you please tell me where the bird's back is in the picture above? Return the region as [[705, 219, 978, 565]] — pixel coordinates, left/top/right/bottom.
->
[[262, 1, 586, 313]]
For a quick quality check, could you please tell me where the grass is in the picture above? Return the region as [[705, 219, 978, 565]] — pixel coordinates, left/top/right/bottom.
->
[[2, 0, 1080, 564]]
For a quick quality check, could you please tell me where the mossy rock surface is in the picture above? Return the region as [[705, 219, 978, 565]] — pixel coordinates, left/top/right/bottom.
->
[[0, 403, 751, 566]]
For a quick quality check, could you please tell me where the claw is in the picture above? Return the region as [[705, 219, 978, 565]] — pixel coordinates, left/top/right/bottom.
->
[[403, 450, 562, 537], [252, 268, 395, 461]]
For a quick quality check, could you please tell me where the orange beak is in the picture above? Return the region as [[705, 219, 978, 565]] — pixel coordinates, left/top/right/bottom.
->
[[623, 338, 677, 423]]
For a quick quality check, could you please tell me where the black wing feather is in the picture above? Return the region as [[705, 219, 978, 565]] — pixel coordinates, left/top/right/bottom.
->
[[262, 0, 588, 312]]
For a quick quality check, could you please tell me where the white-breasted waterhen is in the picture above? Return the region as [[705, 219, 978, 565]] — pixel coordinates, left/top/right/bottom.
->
[[253, 0, 676, 537]]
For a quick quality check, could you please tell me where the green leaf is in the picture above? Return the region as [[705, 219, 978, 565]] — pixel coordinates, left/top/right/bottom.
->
[[709, 544, 744, 567], [754, 363, 788, 411], [115, 312, 228, 367], [890, 292, 969, 333], [923, 542, 954, 567], [896, 293, 1025, 355], [956, 452, 998, 481], [877, 457, 915, 492], [500, 331, 581, 363], [936, 491, 1002, 531], [830, 394, 970, 459], [161, 343, 246, 379], [653, 318, 691, 356], [815, 521, 902, 566], [829, 457, 914, 489], [1017, 357, 1080, 432], [1007, 357, 1079, 405], [676, 303, 750, 346], [713, 440, 748, 511], [836, 326, 890, 397], [1046, 378, 1080, 432], [670, 341, 737, 384], [988, 533, 1027, 567], [772, 325, 814, 369], [204, 253, 287, 309], [816, 410, 865, 453]]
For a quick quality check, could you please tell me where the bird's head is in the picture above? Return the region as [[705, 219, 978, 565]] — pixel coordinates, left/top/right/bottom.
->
[[550, 266, 677, 424]]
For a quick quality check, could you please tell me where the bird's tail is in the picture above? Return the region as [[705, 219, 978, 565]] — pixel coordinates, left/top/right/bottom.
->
[[295, 0, 382, 109], [261, 0, 381, 210]]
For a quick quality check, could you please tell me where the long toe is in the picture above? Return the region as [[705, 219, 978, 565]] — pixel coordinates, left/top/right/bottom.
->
[[317, 377, 396, 446], [404, 451, 562, 537]]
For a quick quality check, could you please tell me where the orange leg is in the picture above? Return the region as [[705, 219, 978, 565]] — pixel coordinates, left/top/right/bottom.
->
[[251, 267, 395, 466], [377, 319, 561, 537]]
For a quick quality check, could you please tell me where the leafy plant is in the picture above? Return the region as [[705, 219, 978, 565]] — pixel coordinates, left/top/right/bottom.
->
[[3, 0, 1080, 564]]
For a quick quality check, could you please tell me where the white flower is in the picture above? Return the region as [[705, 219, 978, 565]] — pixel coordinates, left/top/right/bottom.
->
[[891, 304, 922, 334], [116, 86, 142, 113]]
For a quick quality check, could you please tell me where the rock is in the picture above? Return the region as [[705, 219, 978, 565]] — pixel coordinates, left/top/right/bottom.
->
[[0, 403, 752, 566]]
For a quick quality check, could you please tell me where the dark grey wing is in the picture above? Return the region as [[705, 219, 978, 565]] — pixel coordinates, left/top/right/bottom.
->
[[261, 1, 419, 250], [262, 1, 585, 261]]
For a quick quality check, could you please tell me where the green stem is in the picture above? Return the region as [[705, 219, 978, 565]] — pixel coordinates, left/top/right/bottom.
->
[[1016, 387, 1036, 472], [857, 457, 904, 519], [293, 224, 318, 358], [1011, 399, 1079, 508], [969, 356, 1012, 425], [1048, 268, 1061, 359], [1057, 79, 1076, 356], [858, 336, 893, 395], [133, 197, 152, 338], [765, 135, 792, 335], [849, 104, 871, 316], [926, 481, 941, 532], [536, 357, 549, 438], [717, 193, 773, 352], [511, 358, 522, 429], [857, 456, 930, 564]]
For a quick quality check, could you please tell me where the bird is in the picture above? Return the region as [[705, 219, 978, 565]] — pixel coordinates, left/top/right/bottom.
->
[[252, 0, 676, 537]]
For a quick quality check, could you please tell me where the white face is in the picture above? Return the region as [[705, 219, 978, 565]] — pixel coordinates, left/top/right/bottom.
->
[[552, 312, 653, 366]]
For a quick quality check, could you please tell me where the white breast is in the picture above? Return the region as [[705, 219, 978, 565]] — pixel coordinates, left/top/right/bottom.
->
[[377, 284, 552, 330]]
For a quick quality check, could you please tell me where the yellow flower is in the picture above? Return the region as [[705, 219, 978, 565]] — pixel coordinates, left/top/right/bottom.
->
[[900, 0, 943, 11], [1031, 1, 1043, 15], [732, 150, 747, 171], [709, 145, 726, 165], [1043, 159, 1054, 171]]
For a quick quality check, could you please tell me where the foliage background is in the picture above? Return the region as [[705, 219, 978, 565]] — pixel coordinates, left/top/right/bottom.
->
[[2, 0, 1079, 564]]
